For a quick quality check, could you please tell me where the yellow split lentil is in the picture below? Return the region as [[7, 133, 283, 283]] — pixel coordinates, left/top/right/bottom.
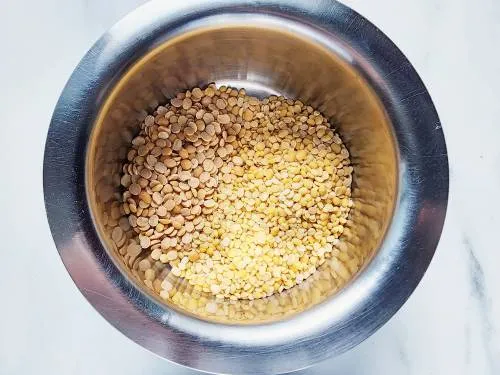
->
[[119, 84, 353, 300]]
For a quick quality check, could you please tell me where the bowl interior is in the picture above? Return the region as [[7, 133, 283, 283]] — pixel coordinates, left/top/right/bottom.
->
[[87, 19, 397, 323]]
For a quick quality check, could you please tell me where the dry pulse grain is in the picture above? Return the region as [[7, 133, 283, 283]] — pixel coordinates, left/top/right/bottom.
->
[[119, 84, 353, 300]]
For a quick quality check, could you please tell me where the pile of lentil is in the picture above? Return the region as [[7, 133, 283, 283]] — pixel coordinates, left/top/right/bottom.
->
[[120, 84, 353, 300]]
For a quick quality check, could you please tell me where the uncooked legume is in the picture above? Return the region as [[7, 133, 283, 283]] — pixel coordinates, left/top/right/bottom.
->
[[118, 84, 353, 301]]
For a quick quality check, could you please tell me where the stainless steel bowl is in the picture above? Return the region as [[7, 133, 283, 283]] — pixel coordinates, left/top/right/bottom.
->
[[43, 0, 448, 373]]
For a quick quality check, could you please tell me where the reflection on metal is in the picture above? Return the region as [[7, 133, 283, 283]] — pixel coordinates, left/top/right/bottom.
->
[[44, 1, 448, 374]]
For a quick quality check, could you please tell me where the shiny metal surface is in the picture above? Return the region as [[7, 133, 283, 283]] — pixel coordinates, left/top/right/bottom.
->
[[43, 0, 448, 374], [87, 13, 397, 325]]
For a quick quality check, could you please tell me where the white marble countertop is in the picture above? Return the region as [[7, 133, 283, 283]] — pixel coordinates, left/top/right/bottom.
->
[[1, 0, 499, 374]]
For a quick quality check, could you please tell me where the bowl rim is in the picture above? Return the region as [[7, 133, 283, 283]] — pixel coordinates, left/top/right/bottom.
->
[[43, 1, 449, 374]]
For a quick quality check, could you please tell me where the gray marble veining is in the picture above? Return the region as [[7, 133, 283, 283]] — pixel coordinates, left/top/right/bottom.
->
[[464, 236, 498, 374]]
